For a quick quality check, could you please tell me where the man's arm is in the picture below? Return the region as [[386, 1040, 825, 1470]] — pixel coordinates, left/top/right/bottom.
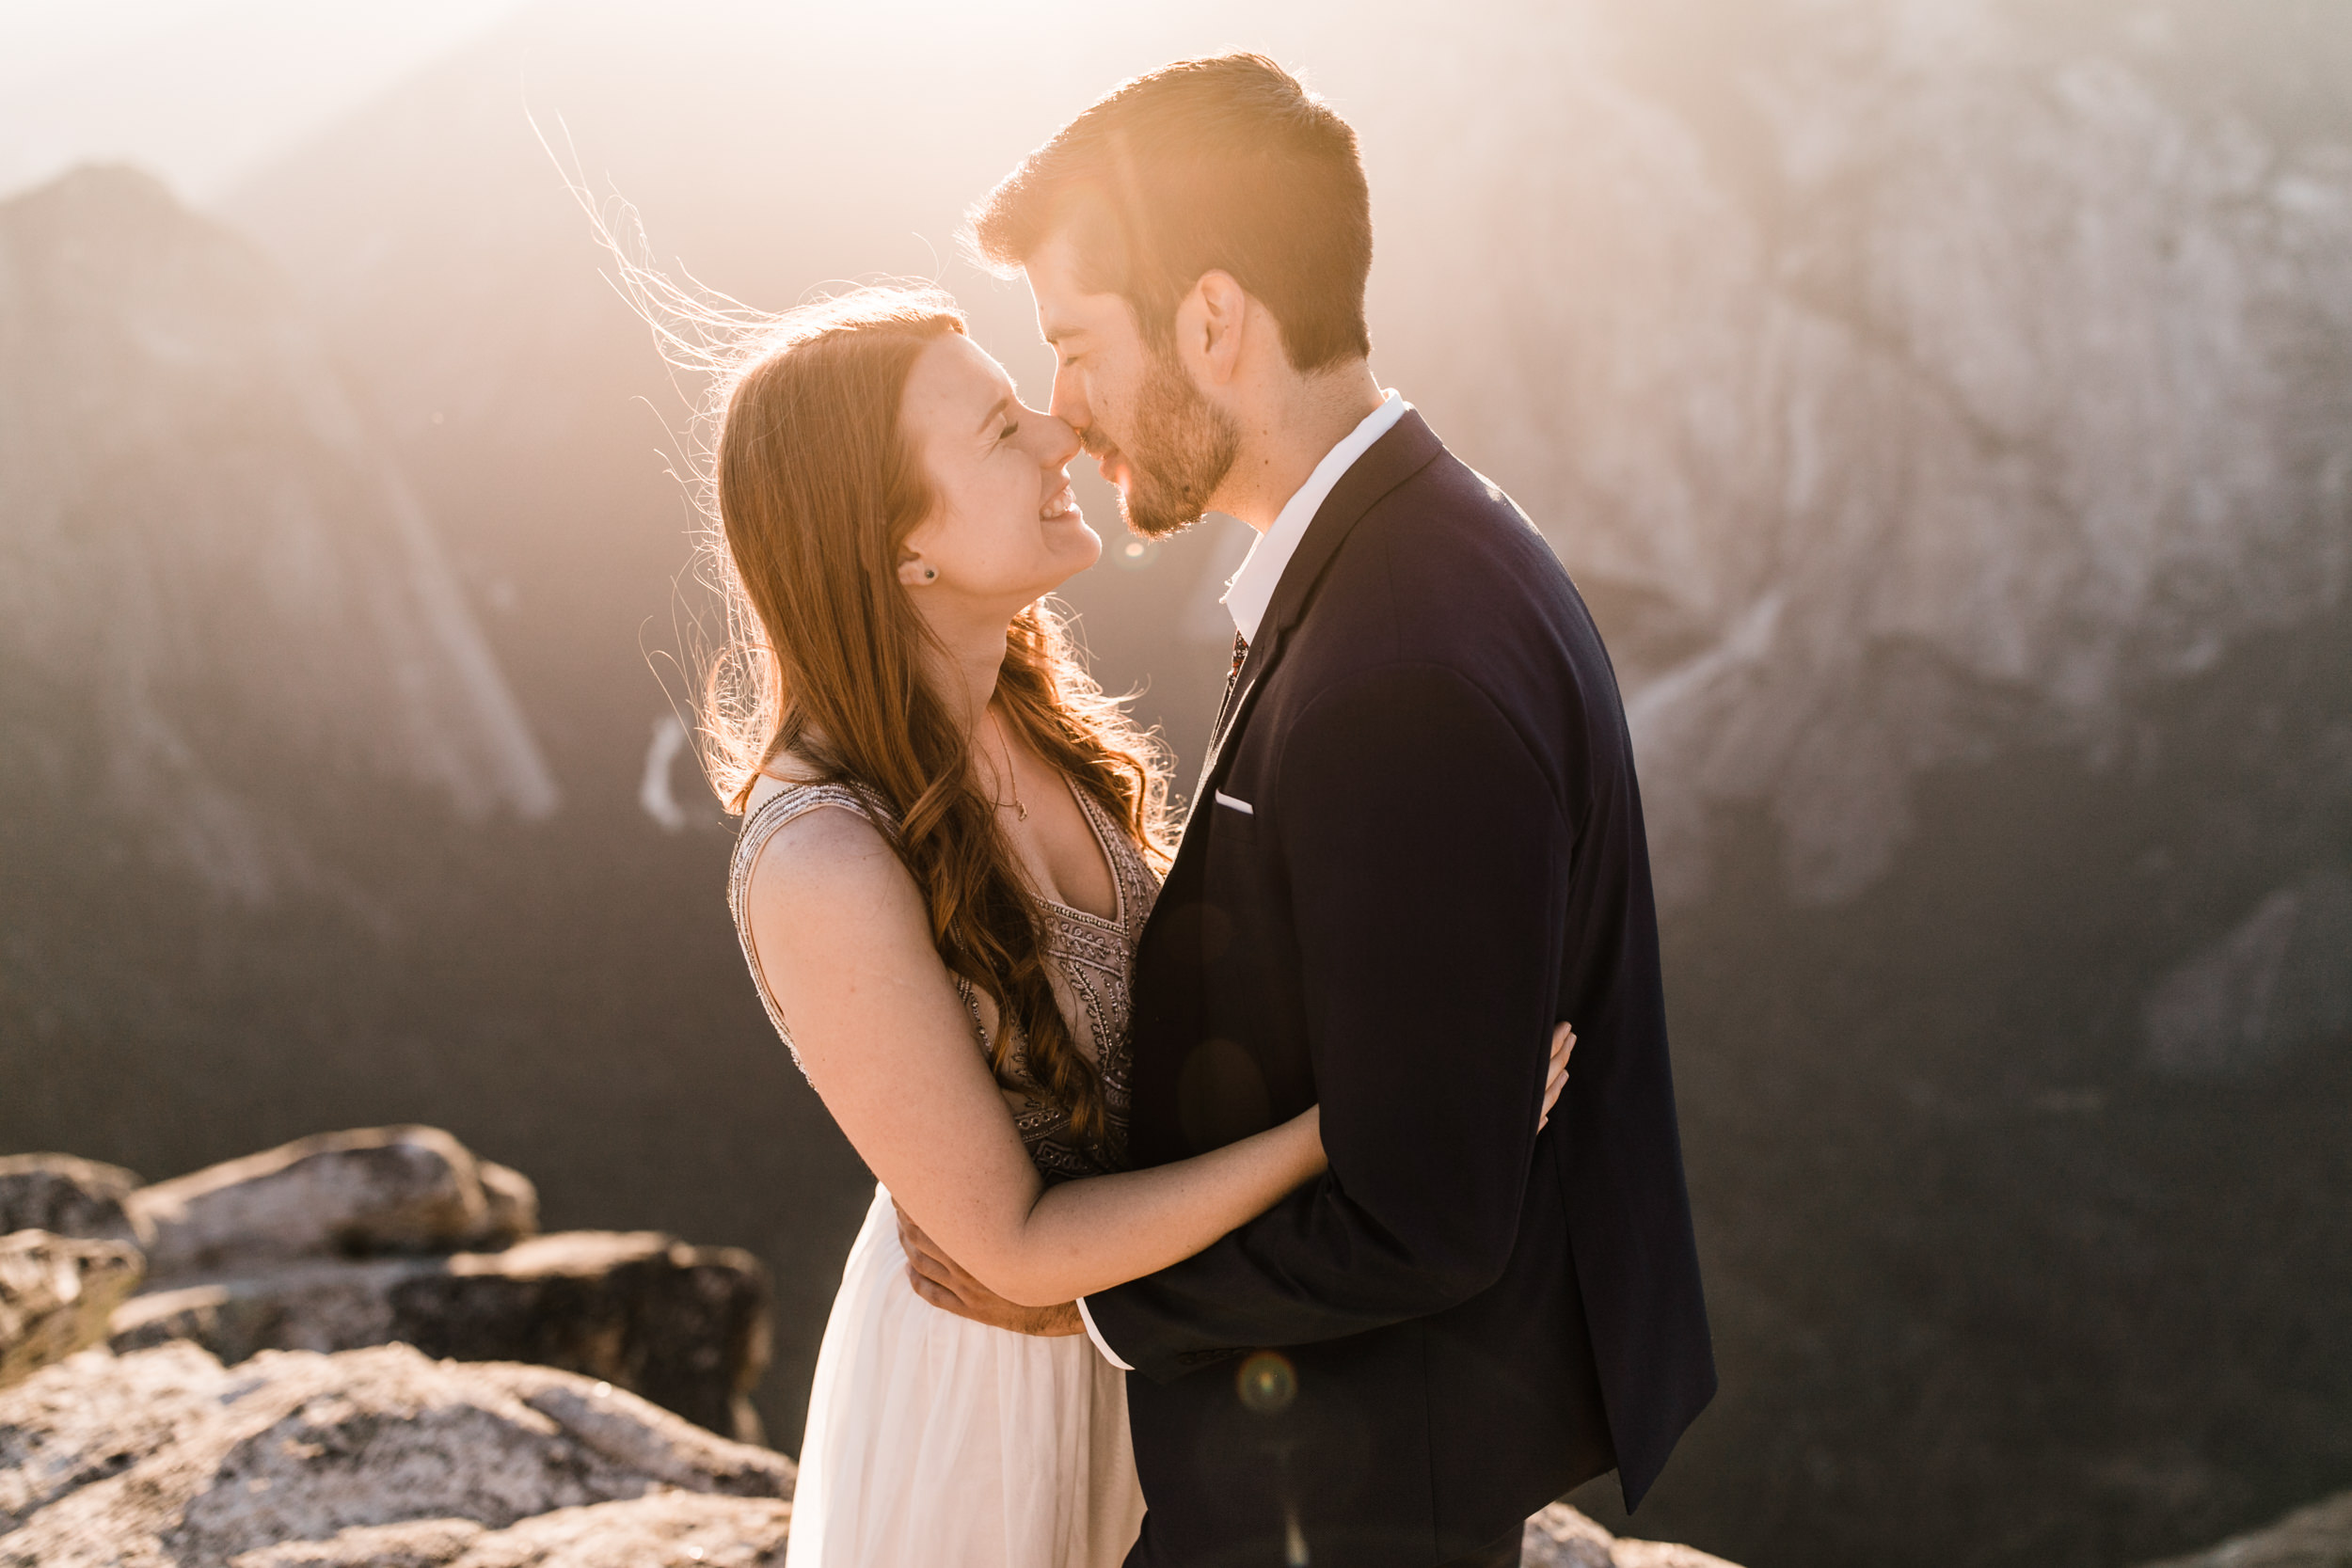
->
[[1086, 661, 1576, 1381], [897, 1012, 1574, 1357]]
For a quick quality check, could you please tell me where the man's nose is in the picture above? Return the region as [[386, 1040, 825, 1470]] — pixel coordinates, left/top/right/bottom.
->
[[1047, 362, 1088, 431], [1035, 411, 1081, 468]]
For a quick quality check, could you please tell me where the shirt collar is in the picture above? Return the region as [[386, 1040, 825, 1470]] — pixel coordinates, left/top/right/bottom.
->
[[1221, 389, 1407, 644]]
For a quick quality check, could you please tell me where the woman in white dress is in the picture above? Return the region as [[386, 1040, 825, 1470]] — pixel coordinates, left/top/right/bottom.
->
[[704, 288, 1569, 1567]]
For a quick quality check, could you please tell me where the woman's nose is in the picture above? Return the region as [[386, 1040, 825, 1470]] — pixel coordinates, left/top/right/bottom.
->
[[1034, 409, 1081, 468]]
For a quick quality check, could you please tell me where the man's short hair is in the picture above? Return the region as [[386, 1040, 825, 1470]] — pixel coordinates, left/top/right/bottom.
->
[[969, 53, 1373, 372]]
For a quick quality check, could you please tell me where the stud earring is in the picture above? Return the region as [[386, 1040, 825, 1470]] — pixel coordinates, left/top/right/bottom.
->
[[921, 565, 938, 582]]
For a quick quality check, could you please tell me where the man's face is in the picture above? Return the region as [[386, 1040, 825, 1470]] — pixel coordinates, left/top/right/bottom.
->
[[1025, 230, 1238, 540]]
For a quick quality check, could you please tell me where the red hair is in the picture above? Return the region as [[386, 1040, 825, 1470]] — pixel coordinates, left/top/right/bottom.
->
[[705, 287, 1170, 1143]]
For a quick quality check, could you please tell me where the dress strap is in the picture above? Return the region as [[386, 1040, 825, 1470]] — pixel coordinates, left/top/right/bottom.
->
[[725, 780, 904, 1079], [729, 781, 895, 915]]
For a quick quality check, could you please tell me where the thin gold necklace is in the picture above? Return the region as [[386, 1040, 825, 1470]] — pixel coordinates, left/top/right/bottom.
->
[[987, 708, 1028, 820]]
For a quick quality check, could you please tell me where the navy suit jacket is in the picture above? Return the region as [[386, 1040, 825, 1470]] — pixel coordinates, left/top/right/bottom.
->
[[1085, 409, 1715, 1567]]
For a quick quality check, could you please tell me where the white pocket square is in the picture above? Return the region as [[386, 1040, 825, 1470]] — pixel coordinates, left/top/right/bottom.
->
[[1213, 790, 1255, 816]]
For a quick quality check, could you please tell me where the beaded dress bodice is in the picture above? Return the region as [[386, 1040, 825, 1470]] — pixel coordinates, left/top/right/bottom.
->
[[727, 775, 1160, 1182]]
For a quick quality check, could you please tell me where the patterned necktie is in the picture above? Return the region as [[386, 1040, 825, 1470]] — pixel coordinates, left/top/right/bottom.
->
[[1192, 631, 1252, 822], [1211, 630, 1249, 747]]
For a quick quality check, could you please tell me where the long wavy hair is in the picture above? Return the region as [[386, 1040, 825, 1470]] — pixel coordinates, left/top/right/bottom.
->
[[702, 287, 1171, 1144]]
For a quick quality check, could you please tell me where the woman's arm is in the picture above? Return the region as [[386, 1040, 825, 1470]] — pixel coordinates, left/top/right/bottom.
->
[[742, 805, 1325, 1308], [896, 1022, 1578, 1334]]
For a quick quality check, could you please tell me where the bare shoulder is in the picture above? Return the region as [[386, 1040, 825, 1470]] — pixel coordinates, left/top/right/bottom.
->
[[738, 795, 981, 1116], [743, 800, 926, 944]]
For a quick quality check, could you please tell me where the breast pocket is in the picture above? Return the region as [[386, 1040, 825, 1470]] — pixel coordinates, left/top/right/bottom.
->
[[1186, 778, 1311, 1138], [1195, 791, 1260, 969]]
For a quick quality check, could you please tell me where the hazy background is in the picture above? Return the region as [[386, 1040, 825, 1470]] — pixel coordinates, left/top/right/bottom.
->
[[3, 3, 2347, 1565]]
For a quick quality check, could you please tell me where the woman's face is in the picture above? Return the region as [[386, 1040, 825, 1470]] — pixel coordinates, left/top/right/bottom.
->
[[897, 333, 1097, 616]]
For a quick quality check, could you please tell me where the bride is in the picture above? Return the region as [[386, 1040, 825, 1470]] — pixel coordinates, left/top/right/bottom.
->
[[707, 286, 1569, 1567]]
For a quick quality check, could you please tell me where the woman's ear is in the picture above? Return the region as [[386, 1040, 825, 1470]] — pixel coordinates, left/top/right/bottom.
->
[[898, 555, 940, 587]]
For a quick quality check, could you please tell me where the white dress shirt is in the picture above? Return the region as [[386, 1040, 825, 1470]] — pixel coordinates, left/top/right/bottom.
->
[[1219, 389, 1407, 644], [1074, 388, 1409, 1371]]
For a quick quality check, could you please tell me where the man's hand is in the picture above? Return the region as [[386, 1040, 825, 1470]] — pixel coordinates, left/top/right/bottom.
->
[[1541, 1021, 1576, 1132], [894, 1201, 1085, 1337]]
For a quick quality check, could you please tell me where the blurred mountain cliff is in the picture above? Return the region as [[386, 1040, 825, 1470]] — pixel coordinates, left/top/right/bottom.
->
[[0, 152, 842, 1472], [1444, 6, 2351, 907], [0, 166, 556, 904]]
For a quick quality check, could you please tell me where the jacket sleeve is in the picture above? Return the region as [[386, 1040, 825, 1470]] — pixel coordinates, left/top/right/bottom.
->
[[1083, 661, 1576, 1381]]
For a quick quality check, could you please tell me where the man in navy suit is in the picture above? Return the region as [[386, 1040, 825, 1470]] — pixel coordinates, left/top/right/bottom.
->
[[901, 53, 1714, 1568]]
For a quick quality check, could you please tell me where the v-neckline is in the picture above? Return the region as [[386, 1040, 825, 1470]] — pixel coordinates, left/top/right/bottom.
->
[[1034, 775, 1124, 929]]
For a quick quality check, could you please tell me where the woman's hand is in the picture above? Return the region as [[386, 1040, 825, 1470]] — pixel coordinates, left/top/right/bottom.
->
[[1539, 1022, 1576, 1132]]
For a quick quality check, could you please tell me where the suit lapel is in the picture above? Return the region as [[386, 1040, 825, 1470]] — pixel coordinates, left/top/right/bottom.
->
[[1179, 408, 1448, 820], [1128, 411, 1451, 1163]]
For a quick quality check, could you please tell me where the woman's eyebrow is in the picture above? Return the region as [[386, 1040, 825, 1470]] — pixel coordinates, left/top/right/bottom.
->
[[974, 392, 1014, 435]]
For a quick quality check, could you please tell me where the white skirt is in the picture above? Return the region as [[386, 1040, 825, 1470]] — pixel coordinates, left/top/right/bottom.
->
[[785, 1184, 1146, 1568]]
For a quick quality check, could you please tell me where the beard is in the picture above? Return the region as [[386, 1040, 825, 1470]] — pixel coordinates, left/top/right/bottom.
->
[[1099, 345, 1241, 540]]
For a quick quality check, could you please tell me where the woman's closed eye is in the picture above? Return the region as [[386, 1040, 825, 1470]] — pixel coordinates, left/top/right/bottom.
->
[[998, 420, 1021, 442]]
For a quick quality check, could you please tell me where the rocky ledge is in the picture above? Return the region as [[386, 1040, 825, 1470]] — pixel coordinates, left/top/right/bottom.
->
[[0, 1232, 142, 1394], [0, 1340, 793, 1568], [15, 1123, 2332, 1566], [1521, 1504, 1739, 1567], [0, 1128, 768, 1442], [1, 1125, 1757, 1565]]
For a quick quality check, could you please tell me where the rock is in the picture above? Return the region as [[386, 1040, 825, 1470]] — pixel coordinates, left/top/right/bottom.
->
[[129, 1128, 538, 1283], [1522, 1505, 1620, 1568], [1522, 1503, 1743, 1568], [0, 1232, 143, 1392], [474, 1162, 540, 1248], [0, 1340, 792, 1567], [1609, 1538, 1746, 1568], [2134, 1489, 2352, 1568], [0, 1157, 150, 1250], [225, 1492, 793, 1567], [111, 1231, 770, 1442]]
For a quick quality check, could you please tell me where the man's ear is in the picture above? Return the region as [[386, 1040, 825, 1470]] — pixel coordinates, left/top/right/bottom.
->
[[1184, 270, 1250, 386]]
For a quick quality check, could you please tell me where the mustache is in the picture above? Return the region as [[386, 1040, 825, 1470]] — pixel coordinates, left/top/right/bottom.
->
[[1078, 427, 1119, 462]]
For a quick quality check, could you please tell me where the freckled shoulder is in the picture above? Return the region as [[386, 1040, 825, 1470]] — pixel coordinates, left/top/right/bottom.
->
[[727, 781, 920, 1071]]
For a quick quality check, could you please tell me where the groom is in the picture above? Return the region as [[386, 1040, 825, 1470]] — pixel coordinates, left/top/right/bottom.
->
[[901, 54, 1714, 1568]]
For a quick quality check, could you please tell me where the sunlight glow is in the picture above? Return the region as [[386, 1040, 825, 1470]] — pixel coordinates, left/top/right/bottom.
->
[[0, 0, 532, 200]]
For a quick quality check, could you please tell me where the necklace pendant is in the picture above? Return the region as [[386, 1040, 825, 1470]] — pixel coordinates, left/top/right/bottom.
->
[[1017, 801, 1029, 820]]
